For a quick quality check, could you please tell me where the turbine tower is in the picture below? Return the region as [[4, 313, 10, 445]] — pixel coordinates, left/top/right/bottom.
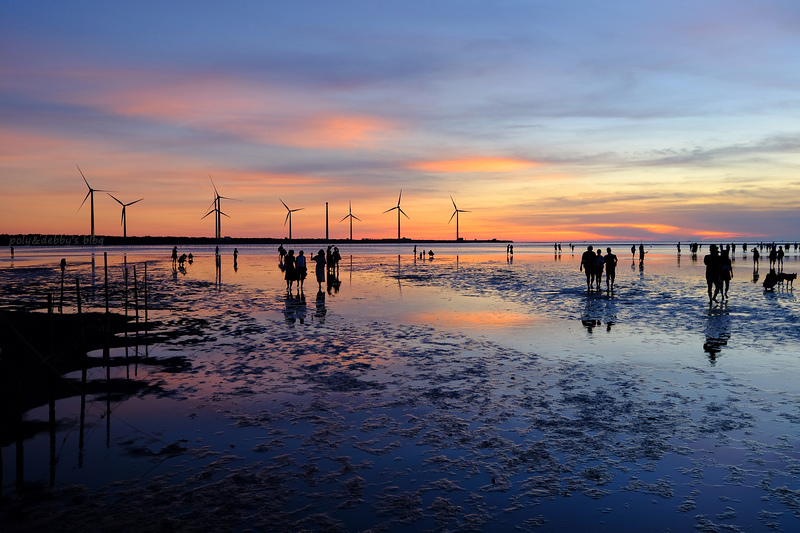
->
[[202, 176, 237, 240], [448, 196, 470, 241], [383, 190, 409, 240], [108, 194, 143, 238], [281, 199, 303, 240], [339, 201, 362, 241], [76, 165, 109, 242]]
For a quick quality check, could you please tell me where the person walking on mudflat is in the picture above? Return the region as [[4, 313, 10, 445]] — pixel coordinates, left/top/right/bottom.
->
[[704, 244, 723, 303], [284, 249, 297, 291], [312, 250, 326, 290], [595, 249, 604, 290], [720, 249, 733, 298], [604, 247, 618, 291], [580, 245, 596, 291]]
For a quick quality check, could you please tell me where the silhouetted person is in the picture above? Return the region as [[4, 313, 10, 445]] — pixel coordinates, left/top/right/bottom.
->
[[171, 246, 178, 265], [296, 250, 307, 289], [677, 242, 681, 254], [233, 248, 238, 263], [720, 249, 733, 298], [284, 249, 297, 290], [594, 249, 604, 290], [777, 246, 784, 271], [312, 249, 326, 290], [704, 244, 722, 303], [639, 243, 646, 263], [428, 250, 434, 260], [769, 246, 777, 269], [9, 246, 14, 258], [752, 248, 760, 271], [631, 244, 636, 259], [763, 269, 778, 291], [278, 244, 286, 264], [188, 253, 193, 263], [332, 246, 341, 271], [580, 245, 595, 290], [60, 257, 66, 273], [604, 247, 617, 290]]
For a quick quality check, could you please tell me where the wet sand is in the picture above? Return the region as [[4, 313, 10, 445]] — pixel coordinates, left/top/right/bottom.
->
[[1, 244, 800, 531]]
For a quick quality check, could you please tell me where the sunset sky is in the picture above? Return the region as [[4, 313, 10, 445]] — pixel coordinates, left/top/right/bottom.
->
[[2, 0, 799, 241]]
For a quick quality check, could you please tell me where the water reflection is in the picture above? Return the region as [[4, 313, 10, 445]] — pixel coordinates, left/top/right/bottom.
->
[[580, 293, 617, 334], [703, 303, 731, 365]]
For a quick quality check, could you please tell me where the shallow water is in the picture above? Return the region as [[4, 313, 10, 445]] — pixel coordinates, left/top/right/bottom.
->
[[2, 243, 800, 531]]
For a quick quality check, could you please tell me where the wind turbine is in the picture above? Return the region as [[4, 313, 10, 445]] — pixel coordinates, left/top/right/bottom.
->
[[108, 194, 143, 238], [280, 199, 303, 240], [448, 196, 470, 241], [383, 190, 409, 240], [202, 176, 237, 240], [76, 165, 109, 242], [339, 201, 361, 241]]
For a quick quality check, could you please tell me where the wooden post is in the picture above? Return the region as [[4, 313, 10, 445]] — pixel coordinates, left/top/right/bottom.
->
[[76, 278, 82, 316], [59, 268, 64, 313], [104, 252, 109, 315], [144, 262, 148, 323], [133, 265, 139, 343]]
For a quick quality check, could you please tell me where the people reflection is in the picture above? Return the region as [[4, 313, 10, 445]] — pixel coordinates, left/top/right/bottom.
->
[[703, 302, 730, 365], [327, 268, 341, 295], [315, 289, 327, 322], [283, 289, 307, 324]]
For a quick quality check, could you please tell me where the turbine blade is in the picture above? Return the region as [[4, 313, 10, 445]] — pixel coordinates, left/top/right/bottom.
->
[[127, 198, 144, 206], [284, 212, 290, 225], [339, 215, 349, 223], [292, 208, 304, 212], [399, 208, 410, 220], [383, 206, 398, 214], [397, 189, 402, 205], [201, 210, 215, 220], [448, 211, 456, 224], [451, 196, 457, 209], [219, 211, 230, 218], [108, 193, 124, 206], [77, 190, 92, 212], [120, 209, 125, 226], [353, 215, 362, 222], [76, 165, 90, 189], [280, 199, 289, 211], [209, 175, 218, 195]]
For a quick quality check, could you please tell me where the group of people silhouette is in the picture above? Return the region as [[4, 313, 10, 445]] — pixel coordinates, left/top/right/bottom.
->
[[279, 243, 341, 291], [579, 245, 618, 291], [703, 244, 734, 302]]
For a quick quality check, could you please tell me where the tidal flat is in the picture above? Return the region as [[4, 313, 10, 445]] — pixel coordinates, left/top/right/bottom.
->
[[1, 243, 800, 532]]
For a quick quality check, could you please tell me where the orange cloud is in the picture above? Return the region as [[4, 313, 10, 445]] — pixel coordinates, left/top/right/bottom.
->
[[411, 158, 541, 173], [234, 114, 392, 149], [587, 223, 682, 234]]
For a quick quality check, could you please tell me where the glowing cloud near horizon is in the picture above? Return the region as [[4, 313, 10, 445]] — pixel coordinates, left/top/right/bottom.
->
[[410, 158, 541, 173]]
